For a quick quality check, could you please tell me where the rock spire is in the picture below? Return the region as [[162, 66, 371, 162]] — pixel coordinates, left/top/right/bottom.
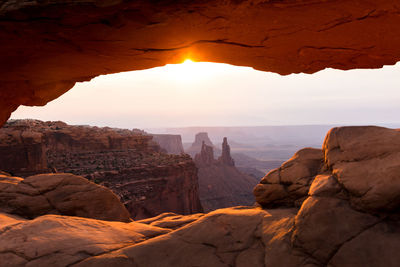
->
[[218, 137, 235, 166]]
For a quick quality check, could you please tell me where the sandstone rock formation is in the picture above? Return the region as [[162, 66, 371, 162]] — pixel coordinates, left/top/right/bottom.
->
[[1, 126, 400, 266], [194, 141, 216, 167], [186, 132, 280, 180], [323, 126, 400, 213], [186, 132, 216, 157], [0, 173, 131, 222], [218, 137, 235, 166], [1, 1, 400, 126], [0, 212, 170, 267], [252, 125, 400, 266], [137, 212, 204, 230], [150, 134, 184, 155], [194, 137, 259, 211], [0, 120, 203, 219], [254, 148, 324, 208]]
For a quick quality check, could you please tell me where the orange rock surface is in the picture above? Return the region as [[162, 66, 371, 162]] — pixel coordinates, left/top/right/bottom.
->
[[1, 0, 400, 125]]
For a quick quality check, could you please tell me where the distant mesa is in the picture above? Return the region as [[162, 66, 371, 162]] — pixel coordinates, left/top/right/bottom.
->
[[186, 132, 216, 157], [149, 134, 184, 155], [193, 132, 214, 147]]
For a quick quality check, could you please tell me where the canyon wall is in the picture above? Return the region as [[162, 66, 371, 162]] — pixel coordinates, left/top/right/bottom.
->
[[0, 120, 203, 219]]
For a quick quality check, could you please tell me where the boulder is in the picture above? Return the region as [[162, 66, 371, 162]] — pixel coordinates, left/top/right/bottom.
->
[[323, 126, 400, 212], [254, 148, 323, 208], [0, 173, 132, 222]]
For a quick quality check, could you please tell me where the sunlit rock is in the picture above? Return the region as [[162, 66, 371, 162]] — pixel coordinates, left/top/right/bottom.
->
[[2, 1, 400, 125]]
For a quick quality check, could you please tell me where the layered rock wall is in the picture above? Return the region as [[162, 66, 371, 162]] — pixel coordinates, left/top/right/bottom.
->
[[0, 120, 203, 219]]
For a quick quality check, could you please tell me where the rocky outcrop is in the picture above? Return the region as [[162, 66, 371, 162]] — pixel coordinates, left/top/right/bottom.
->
[[252, 125, 400, 266], [323, 126, 400, 213], [0, 173, 131, 222], [0, 120, 203, 219], [194, 141, 216, 167], [1, 1, 400, 126], [254, 148, 323, 208], [194, 137, 259, 211], [186, 132, 216, 157], [150, 134, 184, 155], [0, 119, 160, 177], [1, 126, 400, 266], [218, 137, 235, 166]]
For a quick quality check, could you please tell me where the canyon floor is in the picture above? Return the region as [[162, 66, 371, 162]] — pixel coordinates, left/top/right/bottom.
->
[[1, 125, 400, 266]]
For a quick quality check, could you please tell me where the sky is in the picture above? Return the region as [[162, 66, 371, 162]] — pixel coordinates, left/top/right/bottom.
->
[[11, 60, 400, 129]]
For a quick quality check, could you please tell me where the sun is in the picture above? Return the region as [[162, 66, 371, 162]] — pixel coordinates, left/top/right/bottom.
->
[[182, 58, 195, 64], [162, 59, 227, 84]]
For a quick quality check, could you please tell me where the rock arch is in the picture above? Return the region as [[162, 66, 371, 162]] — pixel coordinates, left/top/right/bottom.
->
[[1, 0, 400, 125]]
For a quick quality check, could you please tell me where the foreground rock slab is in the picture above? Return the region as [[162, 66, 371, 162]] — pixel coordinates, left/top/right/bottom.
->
[[74, 207, 299, 267], [0, 213, 169, 267]]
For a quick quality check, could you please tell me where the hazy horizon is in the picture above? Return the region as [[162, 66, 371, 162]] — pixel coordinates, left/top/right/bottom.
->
[[11, 60, 400, 129]]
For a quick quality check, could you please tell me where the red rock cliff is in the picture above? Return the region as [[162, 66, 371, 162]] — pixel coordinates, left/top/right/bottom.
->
[[0, 120, 203, 219]]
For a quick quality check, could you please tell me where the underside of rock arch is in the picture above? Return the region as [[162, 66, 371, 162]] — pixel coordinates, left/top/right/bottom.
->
[[1, 0, 400, 125]]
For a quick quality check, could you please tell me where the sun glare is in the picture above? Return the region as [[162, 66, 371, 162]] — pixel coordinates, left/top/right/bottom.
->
[[162, 59, 232, 83]]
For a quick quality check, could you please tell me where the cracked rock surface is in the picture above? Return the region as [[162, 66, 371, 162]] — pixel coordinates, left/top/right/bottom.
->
[[1, 1, 400, 125]]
